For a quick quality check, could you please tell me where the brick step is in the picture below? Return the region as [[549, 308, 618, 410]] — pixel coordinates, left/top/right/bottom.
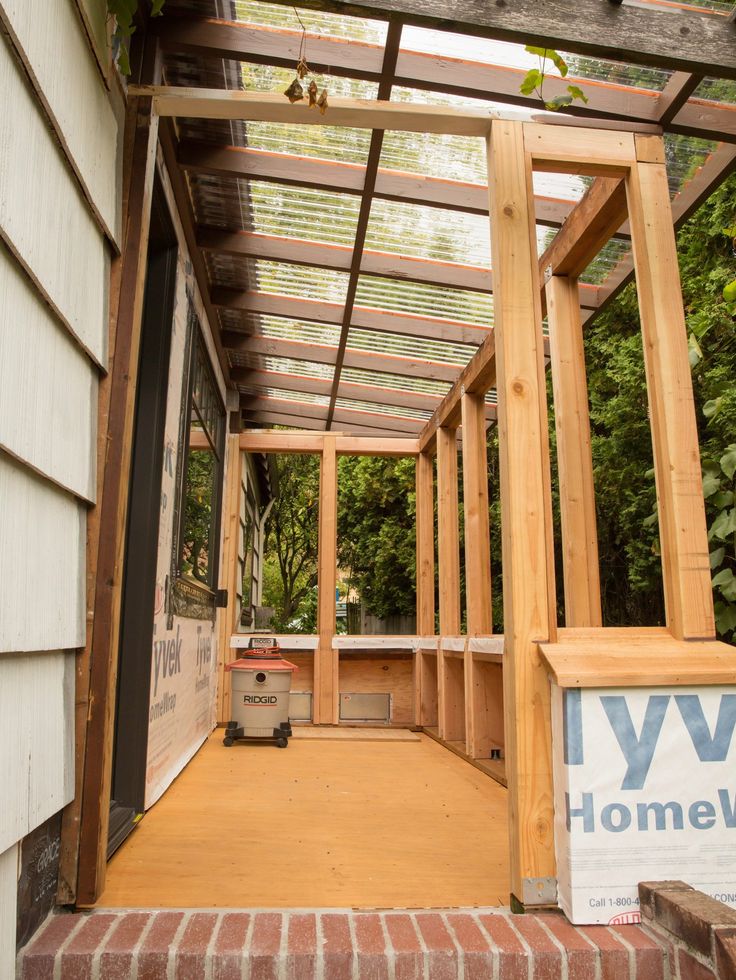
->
[[17, 907, 669, 979]]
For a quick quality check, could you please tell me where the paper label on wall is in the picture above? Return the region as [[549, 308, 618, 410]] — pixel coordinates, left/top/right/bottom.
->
[[551, 682, 736, 924]]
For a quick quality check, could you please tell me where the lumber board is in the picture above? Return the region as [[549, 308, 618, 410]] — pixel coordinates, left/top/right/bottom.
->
[[488, 119, 557, 901], [436, 429, 461, 638], [540, 639, 736, 688], [415, 452, 435, 636], [216, 436, 243, 724], [417, 650, 439, 726], [440, 650, 466, 742], [461, 393, 492, 635], [546, 276, 602, 628], [524, 123, 636, 176], [625, 157, 714, 639], [316, 436, 338, 724], [339, 656, 414, 724], [292, 727, 419, 741], [467, 658, 505, 760]]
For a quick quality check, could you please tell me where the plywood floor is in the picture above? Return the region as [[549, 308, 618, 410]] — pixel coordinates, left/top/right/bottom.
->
[[98, 732, 509, 909]]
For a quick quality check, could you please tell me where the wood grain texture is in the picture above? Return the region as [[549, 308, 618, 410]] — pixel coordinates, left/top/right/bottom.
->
[[0, 0, 121, 242], [0, 249, 97, 503], [292, 727, 419, 741], [488, 120, 557, 899], [546, 276, 602, 628], [316, 438, 338, 724], [524, 123, 636, 176], [626, 158, 715, 639], [0, 454, 86, 652], [416, 452, 435, 638], [255, 0, 736, 79], [0, 33, 108, 366], [468, 659, 505, 760], [96, 732, 509, 908], [216, 437, 243, 723], [440, 648, 466, 743], [436, 428, 461, 639], [417, 650, 439, 727], [339, 656, 414, 725], [461, 393, 492, 635], [0, 651, 74, 853]]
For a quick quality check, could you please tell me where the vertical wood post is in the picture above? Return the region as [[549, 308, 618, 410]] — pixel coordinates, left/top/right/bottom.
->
[[69, 96, 160, 906], [415, 450, 436, 725], [461, 393, 492, 635], [546, 275, 602, 628], [316, 436, 338, 724], [626, 145, 714, 639], [489, 120, 557, 905], [216, 434, 243, 723], [436, 426, 462, 740]]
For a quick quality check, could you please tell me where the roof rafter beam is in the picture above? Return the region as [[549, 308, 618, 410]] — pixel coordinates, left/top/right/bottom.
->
[[158, 17, 736, 142], [242, 394, 425, 432], [249, 0, 736, 80]]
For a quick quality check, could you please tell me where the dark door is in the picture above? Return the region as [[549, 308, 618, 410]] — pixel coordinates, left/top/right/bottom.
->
[[108, 177, 178, 857]]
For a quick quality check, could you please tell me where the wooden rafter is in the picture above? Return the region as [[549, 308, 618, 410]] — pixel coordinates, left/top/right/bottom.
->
[[241, 394, 424, 433], [158, 17, 736, 142]]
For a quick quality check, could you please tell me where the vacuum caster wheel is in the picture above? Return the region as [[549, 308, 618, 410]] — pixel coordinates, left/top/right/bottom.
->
[[276, 737, 288, 748], [223, 736, 234, 747]]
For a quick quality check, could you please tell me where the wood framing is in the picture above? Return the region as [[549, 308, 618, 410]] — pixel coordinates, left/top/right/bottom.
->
[[70, 95, 160, 906], [546, 276, 602, 628], [460, 393, 492, 635], [436, 426, 462, 742], [415, 452, 435, 637], [316, 435, 338, 724], [239, 432, 420, 456], [216, 436, 243, 724], [625, 151, 715, 639], [488, 119, 557, 904]]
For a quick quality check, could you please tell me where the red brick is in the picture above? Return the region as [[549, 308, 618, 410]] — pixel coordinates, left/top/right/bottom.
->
[[384, 913, 423, 980], [415, 913, 458, 980], [212, 913, 250, 980], [511, 916, 562, 980], [321, 912, 353, 980], [250, 912, 283, 980], [287, 913, 317, 980], [354, 913, 389, 980], [99, 912, 151, 980], [446, 913, 495, 980], [20, 914, 87, 980], [654, 890, 736, 957], [579, 925, 629, 980], [137, 911, 185, 980], [58, 913, 117, 980], [610, 925, 666, 980], [478, 914, 528, 980], [638, 881, 693, 920], [174, 912, 218, 980], [715, 929, 736, 979], [678, 948, 717, 980], [536, 914, 597, 980]]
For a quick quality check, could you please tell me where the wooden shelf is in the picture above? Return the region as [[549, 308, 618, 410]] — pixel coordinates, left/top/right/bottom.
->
[[539, 635, 736, 688]]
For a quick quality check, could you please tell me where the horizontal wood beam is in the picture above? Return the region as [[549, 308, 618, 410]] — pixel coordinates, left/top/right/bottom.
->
[[159, 19, 736, 143], [222, 330, 464, 383], [241, 410, 417, 437], [241, 394, 424, 433], [251, 0, 736, 80], [180, 140, 579, 226], [238, 430, 420, 454], [131, 85, 498, 135], [211, 288, 497, 344]]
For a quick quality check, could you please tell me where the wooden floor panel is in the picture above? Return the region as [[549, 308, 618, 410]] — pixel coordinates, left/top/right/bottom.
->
[[292, 727, 420, 742], [98, 732, 509, 909]]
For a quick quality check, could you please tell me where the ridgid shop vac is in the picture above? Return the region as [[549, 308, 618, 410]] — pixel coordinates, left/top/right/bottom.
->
[[223, 637, 298, 748]]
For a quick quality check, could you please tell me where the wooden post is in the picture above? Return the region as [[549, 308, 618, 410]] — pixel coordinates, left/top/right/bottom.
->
[[489, 120, 557, 906], [415, 451, 436, 725], [545, 275, 602, 628], [216, 435, 243, 723], [68, 95, 159, 906], [626, 144, 714, 640], [316, 436, 338, 724], [461, 393, 492, 635], [436, 426, 462, 740]]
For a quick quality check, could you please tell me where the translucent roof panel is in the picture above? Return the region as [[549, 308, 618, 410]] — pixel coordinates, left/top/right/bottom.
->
[[692, 78, 736, 105], [579, 240, 633, 287], [334, 397, 431, 421], [340, 365, 450, 397], [248, 182, 361, 245], [240, 62, 378, 102], [346, 327, 470, 367], [233, 0, 389, 45], [229, 350, 336, 377], [365, 200, 491, 267], [256, 315, 342, 347], [254, 261, 349, 304], [244, 120, 372, 165], [239, 386, 331, 408], [355, 275, 493, 326], [400, 26, 672, 91], [665, 135, 720, 198]]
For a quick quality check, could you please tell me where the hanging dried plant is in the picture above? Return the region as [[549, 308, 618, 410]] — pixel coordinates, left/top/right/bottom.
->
[[281, 6, 329, 114], [317, 89, 329, 115], [307, 80, 318, 107], [284, 77, 304, 103]]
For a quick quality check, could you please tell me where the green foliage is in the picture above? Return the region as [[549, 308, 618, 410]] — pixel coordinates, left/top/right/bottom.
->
[[337, 456, 417, 620], [519, 46, 589, 112], [107, 1, 166, 75], [180, 449, 216, 585]]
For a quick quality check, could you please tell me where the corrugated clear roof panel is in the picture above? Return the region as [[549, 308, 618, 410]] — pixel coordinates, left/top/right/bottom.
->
[[257, 314, 342, 346], [249, 182, 361, 245], [533, 171, 587, 204], [241, 386, 331, 407], [206, 251, 256, 290], [341, 365, 450, 396], [244, 120, 372, 164], [380, 131, 486, 185], [365, 199, 491, 267], [692, 79, 736, 105], [665, 134, 720, 198], [334, 397, 431, 421], [233, 0, 389, 44], [579, 239, 632, 286], [400, 26, 671, 91], [229, 350, 335, 377], [355, 275, 493, 325], [241, 62, 378, 101], [347, 327, 470, 367], [254, 260, 350, 303]]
